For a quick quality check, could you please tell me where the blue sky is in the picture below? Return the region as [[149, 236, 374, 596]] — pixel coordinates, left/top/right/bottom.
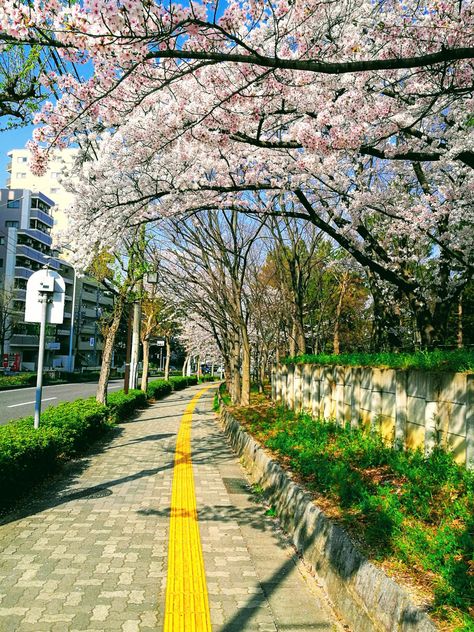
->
[[0, 124, 35, 188]]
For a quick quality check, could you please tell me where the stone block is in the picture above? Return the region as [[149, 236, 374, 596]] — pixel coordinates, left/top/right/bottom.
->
[[395, 370, 408, 446], [351, 368, 361, 429], [406, 370, 428, 398], [287, 365, 295, 409], [372, 368, 383, 392], [371, 390, 382, 429], [406, 422, 425, 451], [311, 367, 321, 419], [446, 433, 467, 466], [281, 366, 288, 403], [302, 365, 313, 411], [344, 385, 352, 407], [381, 392, 396, 420], [407, 396, 425, 424], [360, 410, 371, 428], [424, 400, 438, 455], [447, 403, 467, 437], [360, 368, 372, 389], [380, 369, 396, 394], [380, 416, 395, 445], [360, 387, 371, 411], [335, 365, 345, 386], [336, 384, 345, 425], [439, 372, 467, 404], [467, 374, 474, 470], [294, 365, 302, 411]]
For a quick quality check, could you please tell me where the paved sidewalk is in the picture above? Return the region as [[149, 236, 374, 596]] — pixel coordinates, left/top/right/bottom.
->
[[0, 385, 342, 631]]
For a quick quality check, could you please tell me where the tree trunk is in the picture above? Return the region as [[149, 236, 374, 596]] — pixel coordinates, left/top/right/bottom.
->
[[140, 337, 150, 392], [164, 336, 171, 381], [457, 299, 463, 348], [182, 355, 189, 376], [333, 272, 348, 354], [241, 326, 251, 406], [230, 337, 241, 404], [96, 303, 124, 405]]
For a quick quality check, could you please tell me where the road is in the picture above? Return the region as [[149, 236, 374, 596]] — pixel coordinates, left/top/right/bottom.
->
[[0, 379, 124, 425]]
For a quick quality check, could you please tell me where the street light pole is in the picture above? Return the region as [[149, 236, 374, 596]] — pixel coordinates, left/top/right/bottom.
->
[[34, 292, 49, 429]]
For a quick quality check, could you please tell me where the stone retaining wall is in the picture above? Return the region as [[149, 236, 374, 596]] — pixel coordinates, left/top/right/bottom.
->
[[219, 406, 437, 632], [272, 364, 473, 468]]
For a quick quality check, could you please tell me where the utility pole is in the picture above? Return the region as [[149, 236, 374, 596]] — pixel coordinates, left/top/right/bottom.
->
[[128, 292, 142, 390], [123, 305, 133, 394]]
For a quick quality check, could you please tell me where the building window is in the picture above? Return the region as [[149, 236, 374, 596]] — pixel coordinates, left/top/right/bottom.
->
[[16, 172, 26, 178], [0, 259, 3, 268], [5, 220, 19, 228], [0, 237, 4, 245], [50, 188, 60, 194], [51, 172, 60, 179], [7, 199, 20, 208], [17, 156, 27, 163]]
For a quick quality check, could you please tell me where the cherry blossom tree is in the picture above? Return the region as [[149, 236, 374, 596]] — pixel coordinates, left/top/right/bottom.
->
[[1, 0, 472, 346]]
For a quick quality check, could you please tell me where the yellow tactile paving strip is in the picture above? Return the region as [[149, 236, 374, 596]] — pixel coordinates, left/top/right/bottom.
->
[[164, 384, 215, 632]]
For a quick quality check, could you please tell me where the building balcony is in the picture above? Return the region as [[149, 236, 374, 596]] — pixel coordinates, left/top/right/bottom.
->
[[19, 229, 52, 248], [81, 307, 99, 318], [78, 340, 104, 351], [16, 245, 60, 269], [14, 289, 26, 301], [56, 329, 71, 336], [81, 290, 97, 302], [9, 334, 40, 347], [15, 267, 34, 281], [80, 323, 97, 334], [29, 208, 54, 227]]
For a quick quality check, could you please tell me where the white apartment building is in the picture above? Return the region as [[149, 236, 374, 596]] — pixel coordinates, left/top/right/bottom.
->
[[6, 148, 79, 235]]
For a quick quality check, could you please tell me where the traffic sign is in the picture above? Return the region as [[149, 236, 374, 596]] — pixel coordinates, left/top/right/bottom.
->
[[25, 268, 65, 324]]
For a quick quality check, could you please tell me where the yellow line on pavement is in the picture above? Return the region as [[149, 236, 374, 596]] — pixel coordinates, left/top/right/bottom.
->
[[164, 384, 215, 632]]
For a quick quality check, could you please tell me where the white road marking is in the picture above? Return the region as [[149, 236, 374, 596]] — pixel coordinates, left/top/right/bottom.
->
[[8, 397, 57, 408]]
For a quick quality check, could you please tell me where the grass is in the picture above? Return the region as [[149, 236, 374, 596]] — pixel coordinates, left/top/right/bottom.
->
[[227, 392, 474, 630], [281, 350, 474, 373]]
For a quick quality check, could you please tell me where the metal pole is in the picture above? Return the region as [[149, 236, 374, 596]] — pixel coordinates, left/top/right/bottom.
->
[[123, 306, 133, 394], [67, 268, 77, 373], [129, 300, 141, 390], [34, 293, 49, 429]]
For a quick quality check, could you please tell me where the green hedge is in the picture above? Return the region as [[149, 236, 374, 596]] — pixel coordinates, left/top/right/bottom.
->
[[198, 375, 219, 383], [106, 389, 148, 421], [147, 379, 173, 399], [282, 349, 474, 373], [0, 388, 149, 510], [0, 397, 112, 508], [0, 373, 211, 511], [169, 375, 198, 390]]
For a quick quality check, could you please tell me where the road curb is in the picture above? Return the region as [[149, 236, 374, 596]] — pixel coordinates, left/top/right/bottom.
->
[[219, 406, 437, 632]]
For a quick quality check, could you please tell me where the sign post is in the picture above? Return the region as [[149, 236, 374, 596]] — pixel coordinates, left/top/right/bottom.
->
[[25, 266, 65, 429], [34, 294, 49, 429]]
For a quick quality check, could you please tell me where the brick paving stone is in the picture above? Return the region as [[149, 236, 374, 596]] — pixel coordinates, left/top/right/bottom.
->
[[0, 384, 343, 631]]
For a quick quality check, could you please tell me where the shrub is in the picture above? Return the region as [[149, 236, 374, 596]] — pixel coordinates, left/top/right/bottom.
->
[[169, 375, 198, 390], [0, 373, 38, 390], [0, 398, 111, 509], [147, 379, 173, 399], [0, 376, 199, 512], [106, 390, 147, 421], [198, 375, 219, 383]]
